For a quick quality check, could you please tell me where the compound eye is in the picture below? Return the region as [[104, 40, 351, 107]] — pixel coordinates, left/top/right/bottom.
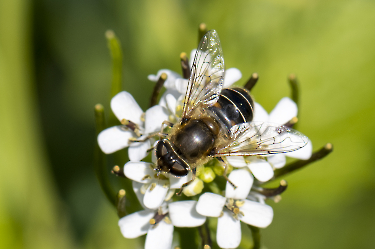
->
[[156, 140, 168, 158], [170, 161, 188, 177]]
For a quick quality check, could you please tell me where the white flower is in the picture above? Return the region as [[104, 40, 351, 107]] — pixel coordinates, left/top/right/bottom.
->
[[148, 49, 242, 94], [196, 169, 273, 249], [226, 97, 313, 182], [124, 161, 195, 209], [97, 91, 179, 161], [118, 200, 206, 249]]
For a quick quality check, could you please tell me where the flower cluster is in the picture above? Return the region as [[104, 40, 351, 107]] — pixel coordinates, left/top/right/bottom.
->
[[97, 46, 314, 249]]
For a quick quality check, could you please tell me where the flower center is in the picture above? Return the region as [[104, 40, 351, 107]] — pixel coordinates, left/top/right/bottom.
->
[[225, 198, 245, 220], [149, 210, 171, 228]]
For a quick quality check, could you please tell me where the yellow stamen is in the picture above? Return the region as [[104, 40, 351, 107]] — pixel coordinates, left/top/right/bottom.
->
[[140, 183, 149, 194], [112, 165, 121, 174], [180, 52, 187, 60], [235, 200, 245, 207], [140, 113, 145, 122], [141, 175, 152, 181], [164, 217, 172, 224], [149, 183, 157, 191], [120, 119, 129, 125], [149, 218, 156, 225], [118, 189, 126, 197], [128, 137, 138, 142], [274, 195, 282, 203], [233, 207, 240, 215], [280, 179, 287, 187]]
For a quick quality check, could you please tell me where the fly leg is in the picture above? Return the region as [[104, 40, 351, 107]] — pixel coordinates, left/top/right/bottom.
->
[[160, 120, 174, 133], [129, 120, 174, 157], [129, 120, 173, 143], [128, 131, 167, 143], [217, 157, 237, 189], [176, 168, 196, 196]]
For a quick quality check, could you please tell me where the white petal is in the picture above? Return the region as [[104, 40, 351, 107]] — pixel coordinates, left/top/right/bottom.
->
[[226, 156, 247, 167], [247, 158, 274, 182], [164, 188, 175, 202], [239, 200, 273, 228], [145, 105, 169, 134], [128, 138, 152, 161], [196, 193, 226, 217], [267, 154, 286, 169], [97, 126, 132, 154], [143, 181, 169, 210], [169, 172, 192, 189], [217, 211, 241, 249], [268, 97, 297, 125], [145, 220, 174, 249], [132, 181, 146, 209], [169, 201, 206, 227], [175, 78, 189, 94], [165, 94, 177, 115], [158, 89, 181, 110], [225, 169, 253, 199], [118, 210, 154, 238], [124, 161, 154, 183], [147, 69, 182, 89], [285, 138, 312, 160], [253, 102, 269, 122], [224, 68, 242, 87], [111, 91, 143, 125], [151, 141, 158, 163]]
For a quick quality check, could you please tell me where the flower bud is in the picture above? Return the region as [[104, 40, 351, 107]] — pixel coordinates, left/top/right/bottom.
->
[[182, 178, 204, 196], [199, 167, 216, 183]]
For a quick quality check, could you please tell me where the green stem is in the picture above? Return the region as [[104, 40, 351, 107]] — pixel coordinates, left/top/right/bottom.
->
[[149, 73, 167, 108], [198, 220, 212, 248], [244, 73, 259, 92], [94, 104, 116, 207], [116, 189, 127, 218], [248, 225, 261, 249], [176, 227, 199, 249], [105, 30, 123, 99], [288, 74, 299, 110]]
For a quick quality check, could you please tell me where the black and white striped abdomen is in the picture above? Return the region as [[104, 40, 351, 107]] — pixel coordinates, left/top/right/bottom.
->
[[207, 87, 254, 132]]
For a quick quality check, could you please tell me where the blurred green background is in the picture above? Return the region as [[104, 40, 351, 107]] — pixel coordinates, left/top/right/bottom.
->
[[1, 0, 375, 248]]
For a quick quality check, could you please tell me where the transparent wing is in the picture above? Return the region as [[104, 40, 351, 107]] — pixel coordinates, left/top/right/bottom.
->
[[182, 30, 225, 119], [215, 122, 309, 157]]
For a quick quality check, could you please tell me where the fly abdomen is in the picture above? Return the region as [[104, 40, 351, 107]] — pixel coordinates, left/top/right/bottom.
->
[[207, 87, 254, 132]]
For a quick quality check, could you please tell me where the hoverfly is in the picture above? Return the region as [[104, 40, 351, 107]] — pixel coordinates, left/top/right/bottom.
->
[[154, 30, 308, 192]]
